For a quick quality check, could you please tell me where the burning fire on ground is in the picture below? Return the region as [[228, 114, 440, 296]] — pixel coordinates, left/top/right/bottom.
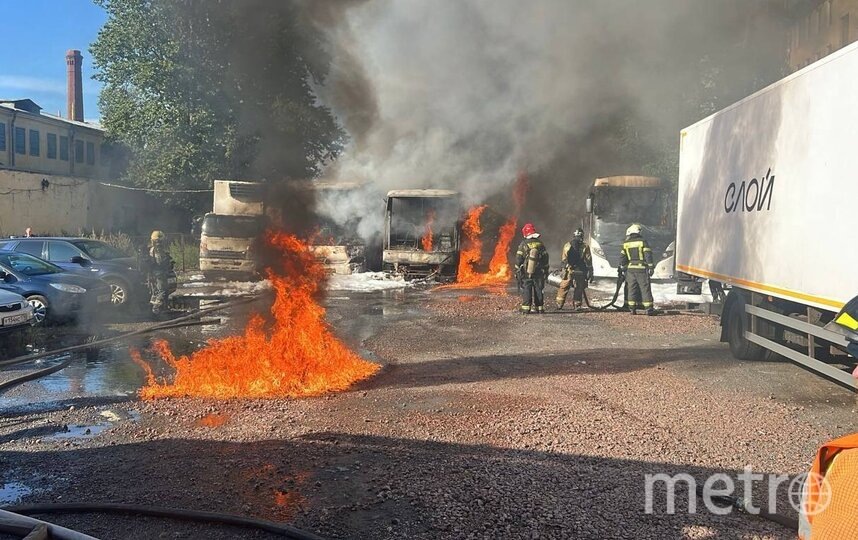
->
[[133, 231, 379, 399]]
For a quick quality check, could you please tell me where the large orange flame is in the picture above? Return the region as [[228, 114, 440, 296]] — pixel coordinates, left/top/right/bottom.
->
[[421, 210, 435, 251], [438, 172, 528, 290], [133, 231, 379, 399], [438, 205, 512, 289]]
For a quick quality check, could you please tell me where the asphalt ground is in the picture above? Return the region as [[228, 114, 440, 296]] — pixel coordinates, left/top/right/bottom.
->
[[0, 282, 855, 539]]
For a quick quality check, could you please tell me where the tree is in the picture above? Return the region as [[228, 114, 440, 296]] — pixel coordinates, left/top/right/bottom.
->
[[91, 0, 346, 209]]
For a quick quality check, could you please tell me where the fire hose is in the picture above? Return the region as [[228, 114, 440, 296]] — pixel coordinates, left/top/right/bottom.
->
[[0, 298, 261, 395], [693, 485, 798, 531], [547, 269, 625, 311], [0, 508, 98, 540], [2, 503, 325, 540], [0, 296, 262, 370]]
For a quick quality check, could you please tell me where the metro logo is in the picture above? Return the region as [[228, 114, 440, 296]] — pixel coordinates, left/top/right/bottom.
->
[[724, 168, 775, 213]]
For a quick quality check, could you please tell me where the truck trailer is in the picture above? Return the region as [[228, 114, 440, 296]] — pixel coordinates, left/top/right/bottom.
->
[[676, 42, 858, 389], [383, 189, 460, 280]]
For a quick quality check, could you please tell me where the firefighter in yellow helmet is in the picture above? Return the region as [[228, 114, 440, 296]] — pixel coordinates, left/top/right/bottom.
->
[[556, 227, 593, 310], [619, 223, 655, 315], [146, 230, 174, 316], [515, 223, 550, 314]]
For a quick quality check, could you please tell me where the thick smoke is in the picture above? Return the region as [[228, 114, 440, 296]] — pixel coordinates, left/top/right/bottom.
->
[[312, 0, 787, 249]]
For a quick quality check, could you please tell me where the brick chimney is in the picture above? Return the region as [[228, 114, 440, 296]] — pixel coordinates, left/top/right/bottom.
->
[[66, 49, 84, 122]]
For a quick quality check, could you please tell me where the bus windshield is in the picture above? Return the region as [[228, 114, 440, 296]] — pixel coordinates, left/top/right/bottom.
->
[[202, 215, 266, 238], [592, 187, 670, 227]]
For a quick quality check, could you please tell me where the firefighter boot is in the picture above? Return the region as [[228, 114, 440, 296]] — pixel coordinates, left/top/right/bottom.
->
[[646, 308, 657, 316]]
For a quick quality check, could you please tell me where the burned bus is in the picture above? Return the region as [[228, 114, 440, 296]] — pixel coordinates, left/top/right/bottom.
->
[[382, 189, 460, 280]]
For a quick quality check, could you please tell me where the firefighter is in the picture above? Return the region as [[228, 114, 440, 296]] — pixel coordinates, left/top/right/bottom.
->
[[619, 223, 655, 315], [515, 223, 550, 314], [146, 230, 174, 316], [555, 227, 593, 310]]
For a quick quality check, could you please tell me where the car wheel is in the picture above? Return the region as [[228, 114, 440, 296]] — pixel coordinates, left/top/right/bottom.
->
[[26, 295, 49, 325], [104, 277, 131, 309]]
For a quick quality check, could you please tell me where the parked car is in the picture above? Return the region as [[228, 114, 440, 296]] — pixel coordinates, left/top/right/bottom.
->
[[0, 252, 112, 324], [0, 288, 36, 334], [0, 238, 176, 309]]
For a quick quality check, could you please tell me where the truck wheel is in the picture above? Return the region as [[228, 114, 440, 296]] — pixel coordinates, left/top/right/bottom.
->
[[726, 297, 765, 360]]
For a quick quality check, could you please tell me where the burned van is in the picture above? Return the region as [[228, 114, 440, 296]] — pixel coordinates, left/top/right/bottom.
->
[[382, 190, 460, 280]]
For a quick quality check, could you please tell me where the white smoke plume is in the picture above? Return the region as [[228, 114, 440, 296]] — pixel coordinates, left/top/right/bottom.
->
[[310, 0, 787, 242]]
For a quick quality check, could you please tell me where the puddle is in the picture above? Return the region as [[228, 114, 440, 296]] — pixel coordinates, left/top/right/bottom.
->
[[195, 413, 229, 428], [50, 423, 109, 440], [0, 482, 32, 504]]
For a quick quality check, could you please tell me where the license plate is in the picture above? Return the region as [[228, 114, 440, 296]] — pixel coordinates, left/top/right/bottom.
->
[[97, 294, 110, 303], [2, 314, 29, 326]]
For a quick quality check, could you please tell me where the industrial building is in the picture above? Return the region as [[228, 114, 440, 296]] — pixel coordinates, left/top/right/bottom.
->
[[787, 0, 858, 70], [0, 50, 168, 236]]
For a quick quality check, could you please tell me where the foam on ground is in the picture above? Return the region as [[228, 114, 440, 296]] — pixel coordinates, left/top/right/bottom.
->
[[327, 272, 410, 292]]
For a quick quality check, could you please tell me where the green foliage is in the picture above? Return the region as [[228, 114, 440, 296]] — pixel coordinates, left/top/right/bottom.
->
[[169, 238, 200, 271], [91, 0, 346, 210], [79, 229, 136, 256]]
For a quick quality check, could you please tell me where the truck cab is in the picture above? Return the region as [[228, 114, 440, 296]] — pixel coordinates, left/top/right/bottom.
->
[[199, 180, 265, 279]]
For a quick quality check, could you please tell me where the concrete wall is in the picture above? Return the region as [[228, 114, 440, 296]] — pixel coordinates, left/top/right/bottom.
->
[[0, 169, 187, 237], [0, 169, 93, 236]]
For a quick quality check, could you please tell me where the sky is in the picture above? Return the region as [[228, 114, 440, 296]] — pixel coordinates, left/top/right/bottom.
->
[[0, 0, 107, 122]]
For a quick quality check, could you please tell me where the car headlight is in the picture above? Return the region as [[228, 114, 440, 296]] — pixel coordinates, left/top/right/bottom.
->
[[662, 241, 675, 260], [592, 246, 605, 258], [49, 283, 86, 293]]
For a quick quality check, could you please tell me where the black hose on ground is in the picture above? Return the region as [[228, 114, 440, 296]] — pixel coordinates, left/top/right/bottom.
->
[[0, 357, 73, 395], [0, 296, 262, 370], [3, 503, 325, 540], [694, 485, 798, 531], [581, 274, 625, 311]]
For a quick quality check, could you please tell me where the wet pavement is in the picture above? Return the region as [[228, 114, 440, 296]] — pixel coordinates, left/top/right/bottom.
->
[[0, 282, 424, 411], [0, 276, 856, 539]]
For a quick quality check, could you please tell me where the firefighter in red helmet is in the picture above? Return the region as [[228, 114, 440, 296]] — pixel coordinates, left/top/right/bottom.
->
[[515, 223, 550, 314]]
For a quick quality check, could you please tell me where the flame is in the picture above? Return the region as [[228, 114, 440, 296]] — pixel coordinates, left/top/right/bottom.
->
[[421, 210, 435, 251], [133, 231, 379, 399], [438, 205, 513, 290], [437, 172, 528, 290]]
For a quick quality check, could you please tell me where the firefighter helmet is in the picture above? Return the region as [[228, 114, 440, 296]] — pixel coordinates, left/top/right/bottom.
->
[[574, 227, 584, 238], [150, 230, 165, 243], [626, 223, 642, 236], [521, 223, 536, 237]]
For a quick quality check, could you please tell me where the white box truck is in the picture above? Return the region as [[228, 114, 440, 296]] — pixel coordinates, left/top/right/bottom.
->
[[676, 43, 858, 389]]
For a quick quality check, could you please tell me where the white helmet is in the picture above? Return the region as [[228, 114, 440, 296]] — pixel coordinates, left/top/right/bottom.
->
[[626, 223, 642, 236]]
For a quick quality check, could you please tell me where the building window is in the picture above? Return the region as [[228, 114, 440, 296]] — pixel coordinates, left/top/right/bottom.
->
[[59, 136, 69, 161], [86, 141, 95, 165], [842, 14, 851, 47], [29, 129, 39, 156], [14, 127, 25, 154], [47, 133, 57, 159], [74, 140, 84, 163], [0, 122, 5, 152]]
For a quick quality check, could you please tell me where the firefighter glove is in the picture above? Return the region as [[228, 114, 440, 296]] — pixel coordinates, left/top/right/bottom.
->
[[647, 267, 654, 277]]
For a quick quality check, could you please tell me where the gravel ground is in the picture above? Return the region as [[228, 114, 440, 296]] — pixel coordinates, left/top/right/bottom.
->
[[0, 286, 855, 539]]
